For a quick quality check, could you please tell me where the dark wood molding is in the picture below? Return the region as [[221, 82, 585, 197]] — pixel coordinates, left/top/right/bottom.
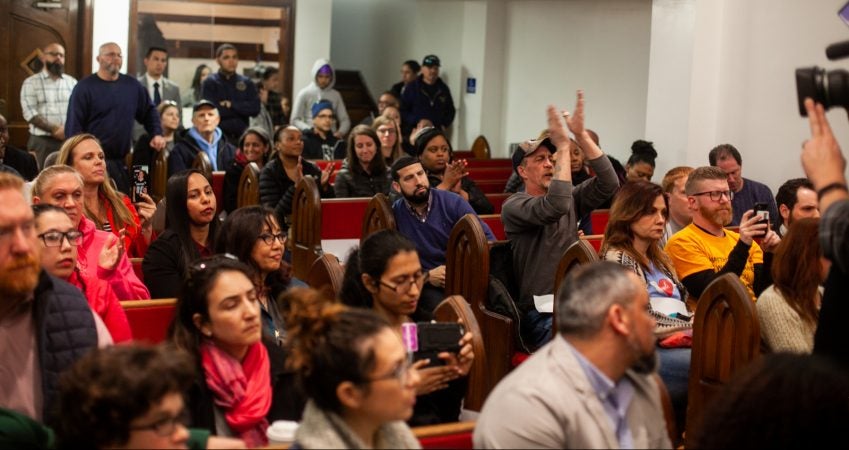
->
[[140, 12, 279, 28]]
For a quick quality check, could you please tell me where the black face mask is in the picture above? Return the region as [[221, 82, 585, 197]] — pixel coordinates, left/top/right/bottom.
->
[[46, 61, 64, 77]]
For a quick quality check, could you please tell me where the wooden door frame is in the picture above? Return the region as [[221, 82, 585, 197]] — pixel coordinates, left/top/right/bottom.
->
[[127, 0, 296, 101]]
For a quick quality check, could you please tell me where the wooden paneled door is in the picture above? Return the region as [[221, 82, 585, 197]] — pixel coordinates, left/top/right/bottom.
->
[[0, 0, 93, 148]]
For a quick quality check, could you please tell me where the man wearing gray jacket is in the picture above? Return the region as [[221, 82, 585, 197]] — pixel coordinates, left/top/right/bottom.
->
[[501, 91, 619, 350], [474, 262, 671, 449]]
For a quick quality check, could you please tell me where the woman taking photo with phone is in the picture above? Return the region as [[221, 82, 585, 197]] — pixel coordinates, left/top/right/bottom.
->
[[142, 169, 218, 298], [56, 133, 156, 258], [340, 229, 474, 425], [284, 287, 421, 449], [169, 255, 303, 447]]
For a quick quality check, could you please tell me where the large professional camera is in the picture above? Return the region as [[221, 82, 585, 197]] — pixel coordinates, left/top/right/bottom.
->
[[796, 1, 849, 116]]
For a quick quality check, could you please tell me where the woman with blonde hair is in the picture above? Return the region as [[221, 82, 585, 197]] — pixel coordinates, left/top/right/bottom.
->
[[57, 133, 156, 257], [373, 115, 404, 164]]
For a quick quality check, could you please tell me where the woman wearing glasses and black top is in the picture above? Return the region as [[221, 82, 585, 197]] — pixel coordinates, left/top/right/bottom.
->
[[216, 206, 297, 346], [284, 287, 421, 449], [32, 203, 131, 342], [339, 229, 474, 426], [169, 255, 304, 447]]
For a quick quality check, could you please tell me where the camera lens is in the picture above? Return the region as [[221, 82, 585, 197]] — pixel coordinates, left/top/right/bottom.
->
[[796, 66, 849, 116]]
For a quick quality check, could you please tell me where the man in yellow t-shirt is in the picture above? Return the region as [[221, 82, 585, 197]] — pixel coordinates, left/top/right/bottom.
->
[[665, 166, 781, 301]]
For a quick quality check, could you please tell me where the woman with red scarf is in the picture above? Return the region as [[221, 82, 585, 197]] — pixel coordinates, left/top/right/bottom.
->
[[169, 255, 304, 447]]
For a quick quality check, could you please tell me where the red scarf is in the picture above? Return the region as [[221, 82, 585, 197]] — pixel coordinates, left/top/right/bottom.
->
[[200, 340, 272, 447]]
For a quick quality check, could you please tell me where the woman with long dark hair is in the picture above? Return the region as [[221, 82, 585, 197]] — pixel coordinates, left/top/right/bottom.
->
[[340, 229, 474, 426], [168, 255, 303, 447], [216, 206, 295, 346], [182, 64, 211, 107], [757, 217, 824, 353], [284, 287, 421, 449], [600, 180, 691, 430], [223, 127, 272, 213], [333, 125, 391, 198], [142, 169, 218, 298]]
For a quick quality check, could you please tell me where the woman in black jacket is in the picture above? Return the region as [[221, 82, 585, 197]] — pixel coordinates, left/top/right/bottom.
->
[[168, 255, 303, 447], [259, 126, 334, 231], [413, 127, 493, 214], [142, 169, 219, 298], [333, 125, 391, 198]]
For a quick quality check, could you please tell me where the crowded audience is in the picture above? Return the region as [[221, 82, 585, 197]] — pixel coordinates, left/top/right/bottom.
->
[[1, 29, 846, 449]]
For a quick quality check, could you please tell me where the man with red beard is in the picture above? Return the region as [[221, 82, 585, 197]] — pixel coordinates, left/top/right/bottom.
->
[[0, 173, 111, 426], [665, 166, 780, 301]]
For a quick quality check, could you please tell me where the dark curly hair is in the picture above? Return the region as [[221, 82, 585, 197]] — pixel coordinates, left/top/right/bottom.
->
[[283, 287, 390, 413], [54, 344, 194, 449]]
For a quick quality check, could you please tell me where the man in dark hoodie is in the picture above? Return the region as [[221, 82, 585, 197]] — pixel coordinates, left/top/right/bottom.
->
[[401, 55, 456, 138], [291, 59, 351, 139]]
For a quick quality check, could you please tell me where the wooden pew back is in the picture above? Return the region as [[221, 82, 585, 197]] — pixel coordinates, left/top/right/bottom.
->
[[552, 239, 599, 336], [444, 214, 514, 402], [433, 295, 488, 411], [413, 421, 475, 449], [151, 149, 168, 202], [361, 193, 396, 243], [237, 162, 261, 208], [121, 299, 177, 344], [305, 253, 345, 299], [290, 177, 323, 279], [685, 273, 760, 445]]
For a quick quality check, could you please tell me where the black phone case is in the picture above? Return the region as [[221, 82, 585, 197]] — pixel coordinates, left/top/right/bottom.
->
[[412, 322, 463, 367]]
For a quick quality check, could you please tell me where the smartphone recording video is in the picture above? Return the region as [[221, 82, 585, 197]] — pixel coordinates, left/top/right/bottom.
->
[[132, 165, 150, 203]]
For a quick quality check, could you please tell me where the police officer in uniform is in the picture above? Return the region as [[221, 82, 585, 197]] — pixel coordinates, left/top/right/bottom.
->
[[201, 43, 261, 144]]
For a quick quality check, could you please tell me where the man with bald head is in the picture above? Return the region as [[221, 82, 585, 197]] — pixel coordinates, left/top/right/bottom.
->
[[65, 42, 165, 194], [20, 43, 77, 168]]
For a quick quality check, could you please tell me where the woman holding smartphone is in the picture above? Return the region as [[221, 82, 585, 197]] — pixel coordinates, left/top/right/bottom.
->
[[339, 229, 474, 425], [57, 134, 156, 258], [284, 288, 421, 449]]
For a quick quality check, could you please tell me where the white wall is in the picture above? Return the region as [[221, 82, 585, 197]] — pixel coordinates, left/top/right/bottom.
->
[[501, 0, 653, 159], [685, 0, 849, 191], [644, 0, 696, 181], [92, 0, 131, 73], [293, 0, 333, 94]]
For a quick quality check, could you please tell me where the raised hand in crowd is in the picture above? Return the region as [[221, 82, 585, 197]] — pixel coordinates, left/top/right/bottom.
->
[[802, 98, 848, 213], [319, 159, 335, 188]]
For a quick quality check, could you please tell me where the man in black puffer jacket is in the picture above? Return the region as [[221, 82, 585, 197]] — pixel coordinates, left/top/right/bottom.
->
[[0, 173, 111, 427]]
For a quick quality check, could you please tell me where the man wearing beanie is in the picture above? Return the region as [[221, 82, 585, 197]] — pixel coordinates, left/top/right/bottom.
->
[[291, 59, 351, 138], [401, 54, 455, 138], [302, 100, 345, 160]]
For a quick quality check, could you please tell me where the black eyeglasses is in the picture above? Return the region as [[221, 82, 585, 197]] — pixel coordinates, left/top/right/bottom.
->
[[257, 232, 286, 245], [379, 271, 429, 294], [691, 190, 734, 202], [38, 230, 83, 247], [130, 410, 189, 437]]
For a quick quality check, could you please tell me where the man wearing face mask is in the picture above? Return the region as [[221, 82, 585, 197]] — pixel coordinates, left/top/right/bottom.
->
[[0, 173, 112, 427], [20, 43, 78, 168]]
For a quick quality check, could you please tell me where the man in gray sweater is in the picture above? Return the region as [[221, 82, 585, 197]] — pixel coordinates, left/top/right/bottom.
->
[[501, 91, 619, 350]]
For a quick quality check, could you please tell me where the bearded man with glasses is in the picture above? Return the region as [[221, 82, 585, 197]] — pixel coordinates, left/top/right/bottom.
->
[[665, 166, 781, 300]]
